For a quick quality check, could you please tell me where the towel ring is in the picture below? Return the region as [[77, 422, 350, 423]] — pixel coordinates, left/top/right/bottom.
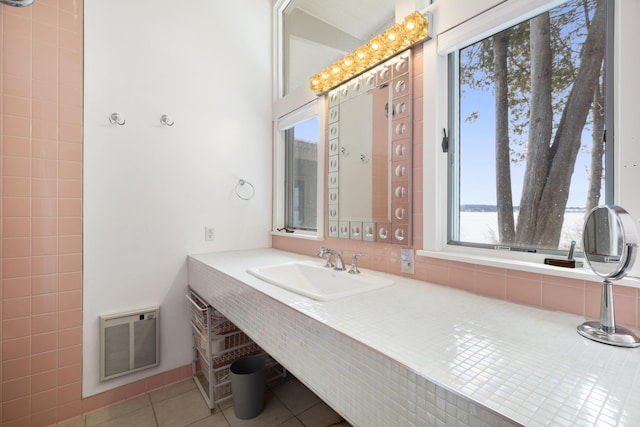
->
[[235, 179, 255, 200]]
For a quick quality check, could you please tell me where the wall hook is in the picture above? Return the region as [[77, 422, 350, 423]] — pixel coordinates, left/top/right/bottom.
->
[[160, 115, 175, 126], [109, 113, 126, 126]]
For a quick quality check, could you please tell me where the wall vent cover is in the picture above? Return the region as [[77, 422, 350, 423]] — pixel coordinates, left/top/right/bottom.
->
[[100, 307, 160, 381]]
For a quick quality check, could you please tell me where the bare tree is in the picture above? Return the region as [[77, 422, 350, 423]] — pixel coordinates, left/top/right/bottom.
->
[[586, 93, 605, 215], [585, 0, 606, 216], [523, 0, 606, 246], [515, 11, 555, 246], [462, 0, 606, 248], [494, 32, 516, 244]]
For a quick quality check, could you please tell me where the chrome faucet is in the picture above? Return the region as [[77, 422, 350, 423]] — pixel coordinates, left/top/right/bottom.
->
[[316, 247, 345, 271], [316, 246, 333, 268], [330, 250, 345, 271], [348, 253, 364, 274]]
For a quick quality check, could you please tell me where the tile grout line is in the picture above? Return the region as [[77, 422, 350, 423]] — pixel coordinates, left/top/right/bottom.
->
[[148, 392, 160, 427], [219, 405, 232, 427], [271, 389, 299, 427]]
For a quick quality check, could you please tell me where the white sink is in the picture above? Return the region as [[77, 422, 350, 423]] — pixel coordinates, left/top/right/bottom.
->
[[247, 260, 394, 301]]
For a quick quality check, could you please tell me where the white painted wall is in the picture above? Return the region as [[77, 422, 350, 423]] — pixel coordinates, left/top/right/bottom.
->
[[83, 0, 272, 396]]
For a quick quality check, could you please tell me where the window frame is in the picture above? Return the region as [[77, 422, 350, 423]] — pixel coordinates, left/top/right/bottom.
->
[[418, 0, 627, 280], [273, 0, 325, 241], [273, 0, 288, 101], [447, 0, 613, 256], [273, 100, 325, 240]]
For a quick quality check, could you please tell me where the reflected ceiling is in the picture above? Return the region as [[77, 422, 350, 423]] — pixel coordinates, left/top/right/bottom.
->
[[281, 0, 396, 95], [293, 0, 395, 43]]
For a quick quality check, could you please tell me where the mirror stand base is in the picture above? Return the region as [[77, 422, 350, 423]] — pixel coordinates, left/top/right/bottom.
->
[[577, 321, 640, 348]]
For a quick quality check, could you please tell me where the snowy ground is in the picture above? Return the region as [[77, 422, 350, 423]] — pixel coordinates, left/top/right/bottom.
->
[[459, 211, 586, 251]]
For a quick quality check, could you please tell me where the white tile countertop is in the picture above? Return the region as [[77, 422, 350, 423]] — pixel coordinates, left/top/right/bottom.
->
[[188, 248, 640, 427]]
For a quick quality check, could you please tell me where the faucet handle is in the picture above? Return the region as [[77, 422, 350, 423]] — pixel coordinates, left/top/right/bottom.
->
[[348, 252, 364, 274], [317, 247, 334, 268]]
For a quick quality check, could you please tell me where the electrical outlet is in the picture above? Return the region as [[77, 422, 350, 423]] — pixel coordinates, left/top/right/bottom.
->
[[205, 227, 215, 242], [400, 248, 414, 274]]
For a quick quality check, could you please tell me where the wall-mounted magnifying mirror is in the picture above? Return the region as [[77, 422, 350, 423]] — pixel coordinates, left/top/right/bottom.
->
[[577, 205, 640, 347]]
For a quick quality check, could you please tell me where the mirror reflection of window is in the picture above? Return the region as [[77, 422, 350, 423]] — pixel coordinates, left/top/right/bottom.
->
[[586, 207, 622, 259], [284, 117, 319, 230]]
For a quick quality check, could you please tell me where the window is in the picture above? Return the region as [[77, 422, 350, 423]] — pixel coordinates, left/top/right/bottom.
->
[[449, 0, 611, 254], [274, 101, 323, 237]]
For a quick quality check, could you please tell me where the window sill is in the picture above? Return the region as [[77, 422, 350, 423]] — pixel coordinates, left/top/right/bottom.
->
[[270, 230, 324, 241], [417, 246, 640, 289]]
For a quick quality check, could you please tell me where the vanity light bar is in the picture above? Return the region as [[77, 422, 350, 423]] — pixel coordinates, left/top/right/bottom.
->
[[310, 11, 429, 93]]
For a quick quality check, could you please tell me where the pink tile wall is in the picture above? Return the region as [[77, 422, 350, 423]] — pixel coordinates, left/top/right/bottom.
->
[[1, 3, 192, 424], [272, 43, 640, 329], [1, 1, 84, 425]]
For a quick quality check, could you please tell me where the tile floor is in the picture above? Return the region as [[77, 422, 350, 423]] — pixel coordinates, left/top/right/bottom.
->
[[56, 376, 352, 427]]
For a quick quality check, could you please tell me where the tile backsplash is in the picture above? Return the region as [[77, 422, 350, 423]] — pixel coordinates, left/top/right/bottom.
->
[[272, 42, 640, 330]]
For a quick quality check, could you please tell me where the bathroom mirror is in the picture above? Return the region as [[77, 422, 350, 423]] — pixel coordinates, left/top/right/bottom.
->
[[578, 205, 640, 347], [280, 0, 395, 96], [326, 51, 412, 245]]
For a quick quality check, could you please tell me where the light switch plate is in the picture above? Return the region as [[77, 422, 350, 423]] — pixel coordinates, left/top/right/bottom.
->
[[400, 248, 414, 274], [205, 227, 215, 242]]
